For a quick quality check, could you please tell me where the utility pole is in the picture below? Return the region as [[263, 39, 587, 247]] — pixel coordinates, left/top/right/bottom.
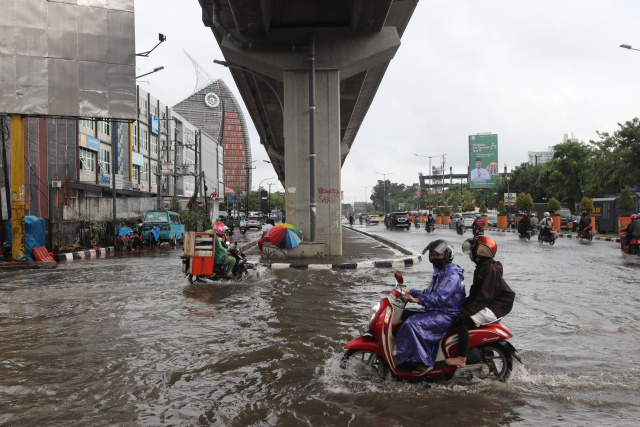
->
[[1, 116, 11, 222], [10, 115, 26, 261]]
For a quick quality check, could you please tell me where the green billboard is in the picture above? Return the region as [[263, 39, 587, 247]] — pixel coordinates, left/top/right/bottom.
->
[[469, 134, 499, 189]]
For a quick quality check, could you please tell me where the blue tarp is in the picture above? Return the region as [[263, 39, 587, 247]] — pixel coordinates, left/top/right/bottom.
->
[[115, 227, 133, 238], [5, 216, 47, 262]]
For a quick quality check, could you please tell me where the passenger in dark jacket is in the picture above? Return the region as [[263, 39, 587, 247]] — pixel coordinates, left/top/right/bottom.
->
[[445, 236, 515, 368]]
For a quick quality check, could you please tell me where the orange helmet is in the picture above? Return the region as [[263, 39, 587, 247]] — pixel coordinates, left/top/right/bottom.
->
[[463, 235, 497, 259]]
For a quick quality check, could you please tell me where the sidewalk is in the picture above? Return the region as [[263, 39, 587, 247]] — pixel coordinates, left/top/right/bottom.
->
[[241, 226, 423, 269]]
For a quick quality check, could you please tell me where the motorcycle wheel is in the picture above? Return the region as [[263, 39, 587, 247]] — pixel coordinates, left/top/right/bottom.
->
[[550, 236, 556, 245], [587, 233, 593, 241], [340, 349, 387, 380], [538, 233, 543, 243], [480, 343, 513, 382]]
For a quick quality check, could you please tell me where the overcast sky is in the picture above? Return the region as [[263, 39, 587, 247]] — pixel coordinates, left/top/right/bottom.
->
[[135, 0, 640, 204]]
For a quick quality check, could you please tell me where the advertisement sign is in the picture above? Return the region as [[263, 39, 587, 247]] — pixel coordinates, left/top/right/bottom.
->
[[80, 134, 100, 152], [150, 114, 159, 134], [469, 134, 499, 189], [132, 152, 144, 166], [504, 193, 517, 205]]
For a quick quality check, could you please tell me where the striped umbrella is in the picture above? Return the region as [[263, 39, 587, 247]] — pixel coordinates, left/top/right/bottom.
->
[[268, 223, 303, 249]]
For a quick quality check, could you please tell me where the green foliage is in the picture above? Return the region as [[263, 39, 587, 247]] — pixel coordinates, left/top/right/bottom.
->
[[451, 201, 459, 213], [515, 192, 533, 212], [442, 207, 450, 216], [617, 186, 635, 214], [479, 201, 488, 214], [497, 200, 506, 215], [462, 201, 475, 212], [434, 206, 442, 215], [180, 210, 201, 221], [547, 197, 561, 213], [579, 197, 594, 213]]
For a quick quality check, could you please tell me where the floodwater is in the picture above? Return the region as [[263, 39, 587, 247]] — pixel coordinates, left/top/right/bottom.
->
[[1, 226, 638, 426]]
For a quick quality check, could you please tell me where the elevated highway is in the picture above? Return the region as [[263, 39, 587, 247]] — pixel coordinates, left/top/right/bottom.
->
[[197, 0, 418, 254]]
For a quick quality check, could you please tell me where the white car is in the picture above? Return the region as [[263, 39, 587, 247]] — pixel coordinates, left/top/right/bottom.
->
[[246, 216, 262, 230], [366, 215, 380, 225]]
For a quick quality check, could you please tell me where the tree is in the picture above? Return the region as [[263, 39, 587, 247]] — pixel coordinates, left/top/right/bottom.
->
[[617, 186, 635, 216], [547, 197, 561, 213], [579, 197, 594, 213], [514, 192, 533, 212], [538, 141, 591, 209], [479, 201, 488, 214], [462, 201, 475, 212]]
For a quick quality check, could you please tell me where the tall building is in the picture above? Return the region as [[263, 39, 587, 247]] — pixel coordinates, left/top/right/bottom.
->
[[172, 80, 252, 197]]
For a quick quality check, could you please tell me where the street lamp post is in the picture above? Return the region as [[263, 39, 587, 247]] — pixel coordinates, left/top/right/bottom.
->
[[375, 171, 393, 214]]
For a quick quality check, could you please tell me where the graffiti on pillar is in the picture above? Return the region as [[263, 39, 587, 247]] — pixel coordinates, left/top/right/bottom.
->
[[318, 187, 340, 204]]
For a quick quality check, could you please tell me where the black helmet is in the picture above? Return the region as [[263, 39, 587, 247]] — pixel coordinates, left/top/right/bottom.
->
[[581, 211, 588, 216], [425, 239, 454, 263]]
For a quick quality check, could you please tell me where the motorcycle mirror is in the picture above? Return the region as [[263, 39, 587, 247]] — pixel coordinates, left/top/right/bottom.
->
[[394, 270, 403, 284]]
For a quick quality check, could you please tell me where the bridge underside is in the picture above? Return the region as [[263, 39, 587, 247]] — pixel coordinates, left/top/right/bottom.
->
[[197, 0, 417, 254]]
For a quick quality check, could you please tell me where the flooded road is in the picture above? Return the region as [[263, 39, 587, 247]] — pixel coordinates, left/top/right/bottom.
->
[[1, 226, 639, 426]]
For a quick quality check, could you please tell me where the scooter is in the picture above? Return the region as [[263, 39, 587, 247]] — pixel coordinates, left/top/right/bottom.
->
[[518, 228, 532, 240], [341, 271, 520, 382], [182, 240, 249, 283], [530, 224, 538, 237], [577, 226, 594, 241], [425, 222, 435, 233], [538, 227, 557, 245], [414, 219, 420, 229], [620, 233, 640, 255], [473, 226, 484, 237], [456, 223, 466, 235]]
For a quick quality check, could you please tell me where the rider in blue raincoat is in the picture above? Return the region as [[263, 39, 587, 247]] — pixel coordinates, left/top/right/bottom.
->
[[396, 239, 465, 375]]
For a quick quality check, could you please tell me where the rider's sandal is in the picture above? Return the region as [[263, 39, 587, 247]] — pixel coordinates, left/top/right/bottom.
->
[[411, 365, 429, 376]]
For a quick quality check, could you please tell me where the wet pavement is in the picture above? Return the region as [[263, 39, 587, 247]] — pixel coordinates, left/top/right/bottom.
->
[[1, 223, 639, 426]]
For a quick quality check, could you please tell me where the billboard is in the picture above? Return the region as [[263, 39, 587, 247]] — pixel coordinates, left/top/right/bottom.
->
[[469, 134, 499, 189]]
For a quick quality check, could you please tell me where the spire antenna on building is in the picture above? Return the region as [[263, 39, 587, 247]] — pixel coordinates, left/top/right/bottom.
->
[[184, 51, 215, 96]]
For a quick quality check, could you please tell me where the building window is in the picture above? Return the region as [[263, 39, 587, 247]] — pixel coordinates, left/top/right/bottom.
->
[[139, 97, 148, 118], [184, 129, 195, 146], [97, 120, 110, 136], [79, 147, 95, 171], [80, 119, 94, 130], [160, 111, 166, 133], [99, 149, 111, 175], [150, 133, 158, 155], [150, 104, 158, 118], [142, 162, 149, 183], [151, 164, 157, 185], [133, 165, 140, 183], [132, 124, 138, 150], [141, 128, 149, 151]]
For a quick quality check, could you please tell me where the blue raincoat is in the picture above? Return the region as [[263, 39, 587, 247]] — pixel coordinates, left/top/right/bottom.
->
[[396, 264, 465, 367]]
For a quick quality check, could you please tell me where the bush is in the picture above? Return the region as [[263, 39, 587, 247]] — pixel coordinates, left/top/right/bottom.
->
[[451, 201, 459, 213], [462, 201, 475, 212], [442, 207, 450, 216], [617, 186, 635, 215], [497, 201, 506, 215], [579, 197, 594, 214], [479, 201, 488, 214], [515, 192, 533, 212], [547, 198, 561, 214]]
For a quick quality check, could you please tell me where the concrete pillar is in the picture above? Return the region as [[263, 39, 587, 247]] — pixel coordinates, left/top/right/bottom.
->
[[284, 70, 342, 255]]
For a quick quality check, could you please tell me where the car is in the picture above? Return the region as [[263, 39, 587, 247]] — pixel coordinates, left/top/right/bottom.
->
[[366, 215, 380, 225], [487, 214, 498, 227], [141, 210, 185, 246], [246, 216, 262, 230], [385, 212, 411, 230], [448, 212, 476, 229]]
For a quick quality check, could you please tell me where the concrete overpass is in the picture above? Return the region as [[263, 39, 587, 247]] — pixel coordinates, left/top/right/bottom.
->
[[197, 0, 418, 254]]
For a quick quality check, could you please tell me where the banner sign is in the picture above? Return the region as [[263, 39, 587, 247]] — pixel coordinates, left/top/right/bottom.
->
[[132, 152, 144, 166], [469, 134, 499, 189], [80, 134, 100, 152], [150, 114, 159, 134], [228, 195, 240, 203]]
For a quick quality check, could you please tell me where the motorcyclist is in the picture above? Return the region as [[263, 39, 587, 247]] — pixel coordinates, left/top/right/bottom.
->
[[578, 211, 591, 236], [348, 214, 355, 226], [213, 224, 236, 278], [529, 213, 539, 229], [472, 214, 484, 235], [426, 213, 435, 228], [539, 212, 554, 239], [517, 214, 531, 237], [621, 213, 640, 248], [414, 215, 420, 227], [445, 236, 515, 368], [456, 216, 465, 233], [396, 240, 465, 375]]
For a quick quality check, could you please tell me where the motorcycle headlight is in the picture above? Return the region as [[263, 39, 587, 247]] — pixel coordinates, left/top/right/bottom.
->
[[369, 302, 380, 324]]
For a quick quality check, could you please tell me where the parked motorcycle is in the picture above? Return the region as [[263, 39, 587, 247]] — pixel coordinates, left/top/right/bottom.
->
[[538, 227, 557, 245], [620, 233, 640, 255], [577, 226, 594, 241], [341, 271, 520, 382], [425, 223, 435, 233]]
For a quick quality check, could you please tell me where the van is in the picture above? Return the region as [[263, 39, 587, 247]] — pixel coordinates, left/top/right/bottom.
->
[[142, 210, 185, 245]]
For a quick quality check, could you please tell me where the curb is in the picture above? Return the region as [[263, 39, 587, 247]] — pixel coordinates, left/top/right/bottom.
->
[[487, 228, 621, 242], [248, 227, 422, 270], [55, 246, 116, 262]]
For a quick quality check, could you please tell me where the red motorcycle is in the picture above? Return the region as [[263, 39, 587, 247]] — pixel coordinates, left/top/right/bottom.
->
[[341, 271, 520, 382], [620, 233, 640, 255], [577, 226, 594, 241]]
